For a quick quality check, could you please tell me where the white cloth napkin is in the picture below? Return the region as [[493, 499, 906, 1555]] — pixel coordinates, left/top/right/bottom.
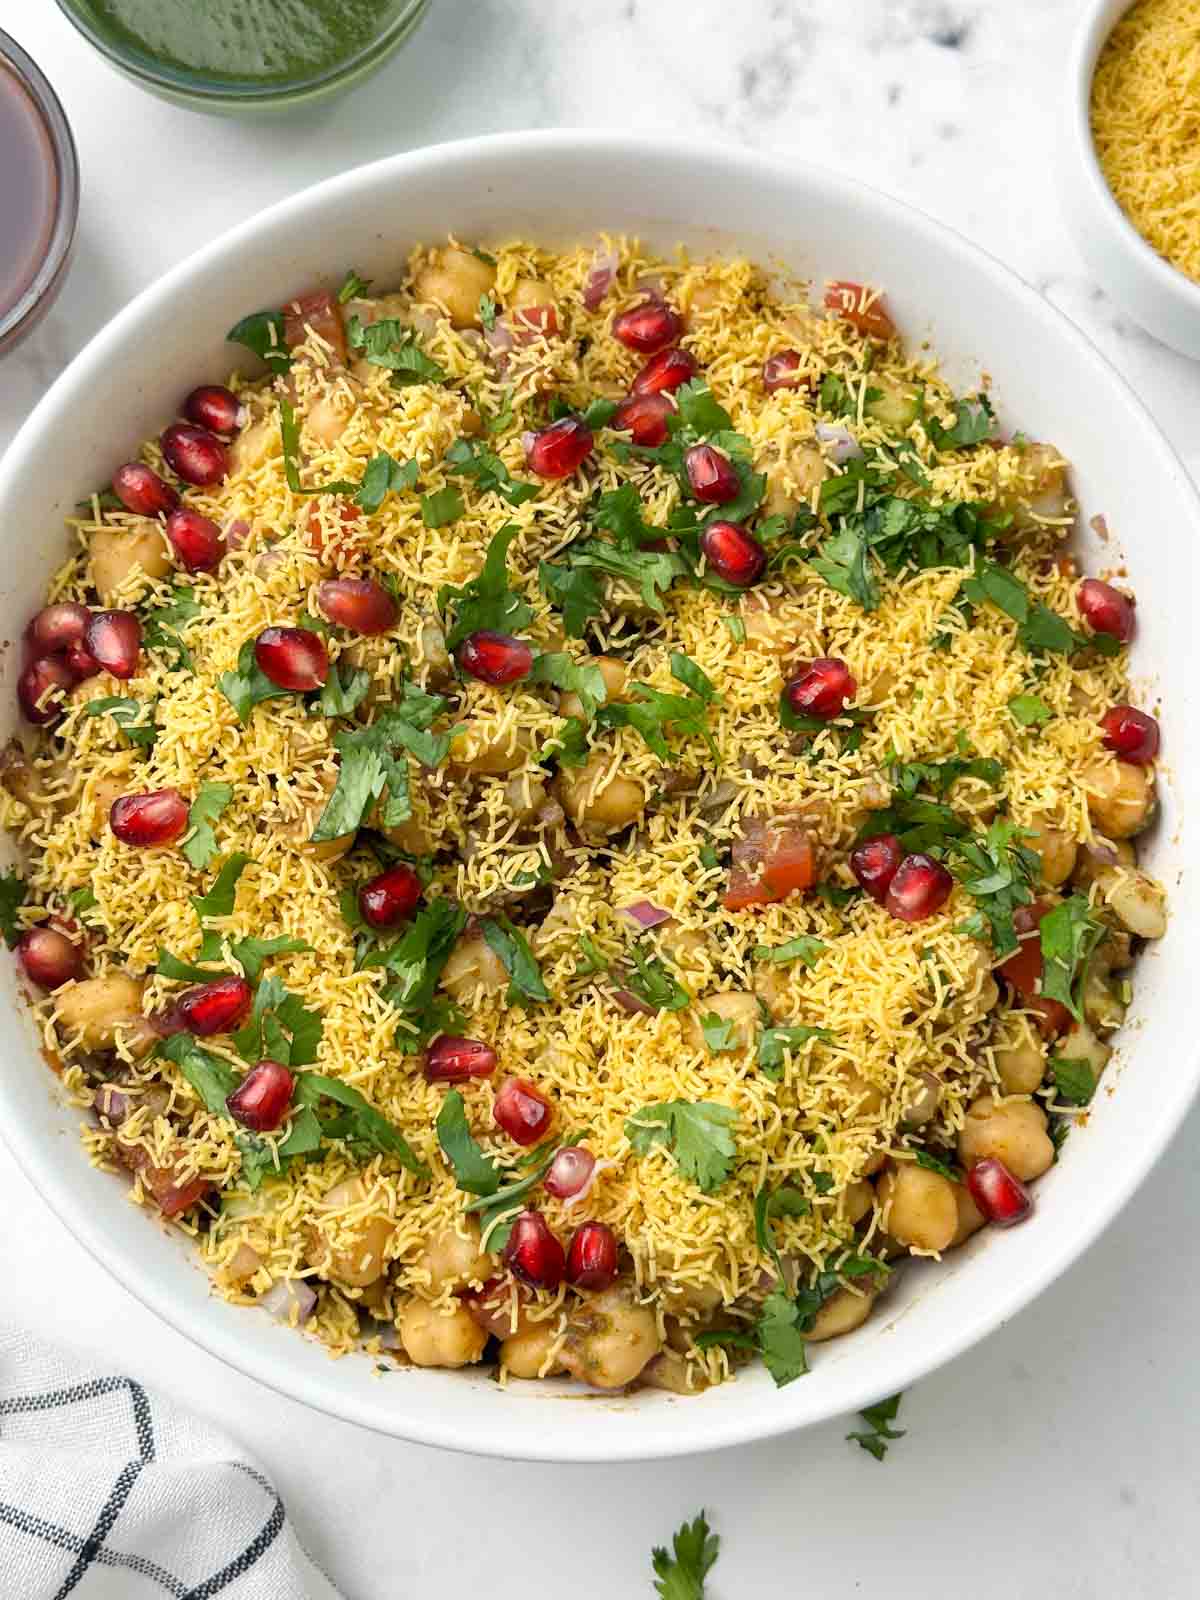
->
[[0, 1325, 343, 1599]]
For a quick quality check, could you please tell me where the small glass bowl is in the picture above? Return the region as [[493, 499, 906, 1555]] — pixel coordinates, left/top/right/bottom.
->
[[0, 30, 79, 356], [54, 0, 432, 117]]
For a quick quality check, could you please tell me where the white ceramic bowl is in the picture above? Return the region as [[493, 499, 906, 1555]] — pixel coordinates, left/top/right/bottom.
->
[[1, 132, 1197, 1462], [1059, 0, 1200, 359]]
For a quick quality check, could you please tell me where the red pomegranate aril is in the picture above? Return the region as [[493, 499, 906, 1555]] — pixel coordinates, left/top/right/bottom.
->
[[160, 422, 228, 488], [502, 1210, 565, 1290], [17, 926, 83, 990], [165, 508, 225, 573], [966, 1157, 1032, 1227], [227, 1060, 295, 1133], [494, 1077, 553, 1146], [885, 853, 954, 923], [1077, 578, 1134, 643], [164, 976, 253, 1038], [253, 626, 328, 691], [65, 643, 100, 680], [543, 1145, 596, 1200], [316, 577, 399, 636], [632, 345, 698, 396], [612, 392, 672, 447], [1100, 704, 1159, 764], [566, 1221, 619, 1291], [27, 603, 92, 656], [111, 462, 179, 518], [84, 610, 142, 680], [423, 1035, 497, 1084], [183, 384, 242, 436], [699, 520, 767, 588], [850, 833, 904, 903], [461, 1276, 525, 1338], [110, 788, 189, 847], [762, 349, 808, 392], [458, 630, 534, 686], [18, 655, 76, 724], [612, 300, 683, 353], [358, 863, 423, 929], [526, 416, 594, 478], [785, 657, 857, 720], [684, 444, 739, 504]]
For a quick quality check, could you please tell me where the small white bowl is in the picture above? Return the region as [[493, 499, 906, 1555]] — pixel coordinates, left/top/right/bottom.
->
[[1059, 0, 1200, 359]]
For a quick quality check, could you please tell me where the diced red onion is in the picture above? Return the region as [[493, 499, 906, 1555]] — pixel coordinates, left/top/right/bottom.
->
[[260, 1279, 317, 1325], [611, 987, 655, 1016], [561, 1157, 615, 1213], [622, 900, 672, 929], [635, 274, 667, 300], [583, 245, 619, 311], [814, 422, 862, 464], [225, 519, 251, 550], [484, 321, 516, 356], [544, 1145, 595, 1200]]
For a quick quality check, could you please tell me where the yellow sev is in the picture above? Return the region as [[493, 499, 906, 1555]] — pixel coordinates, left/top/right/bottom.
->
[[1091, 0, 1200, 282], [1, 236, 1134, 1388]]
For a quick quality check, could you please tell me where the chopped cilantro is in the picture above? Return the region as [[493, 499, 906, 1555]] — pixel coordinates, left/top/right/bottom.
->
[[435, 1087, 502, 1197], [1050, 1054, 1096, 1106], [574, 933, 609, 977], [625, 1100, 737, 1193], [886, 742, 1004, 800], [847, 1392, 906, 1461], [182, 782, 233, 871], [230, 935, 311, 983], [277, 399, 357, 498], [226, 309, 291, 372], [651, 1511, 720, 1600], [699, 1012, 738, 1053], [669, 652, 717, 703], [913, 1149, 960, 1182], [346, 314, 446, 386], [218, 639, 296, 725], [529, 653, 609, 720], [951, 817, 1039, 959], [232, 973, 323, 1068], [624, 946, 690, 1012], [477, 293, 497, 331], [752, 935, 827, 967], [1009, 693, 1054, 728], [0, 870, 27, 946], [83, 695, 158, 749], [142, 585, 201, 672], [336, 269, 371, 304], [445, 436, 539, 506], [317, 662, 371, 719], [598, 679, 716, 762], [924, 393, 994, 451], [757, 1024, 835, 1078], [312, 688, 459, 843], [756, 1283, 812, 1386], [722, 615, 746, 643], [293, 1071, 427, 1173], [354, 452, 419, 515], [537, 559, 605, 638], [438, 524, 534, 649], [479, 914, 550, 1005], [420, 487, 464, 528], [1039, 895, 1107, 1022], [961, 559, 1120, 659], [365, 899, 468, 1048]]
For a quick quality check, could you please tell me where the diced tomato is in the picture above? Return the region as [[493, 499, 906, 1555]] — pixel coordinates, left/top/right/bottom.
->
[[115, 1138, 212, 1218], [307, 499, 362, 564], [723, 817, 817, 911], [283, 290, 348, 365], [510, 304, 559, 341], [823, 280, 895, 341], [996, 900, 1071, 1038]]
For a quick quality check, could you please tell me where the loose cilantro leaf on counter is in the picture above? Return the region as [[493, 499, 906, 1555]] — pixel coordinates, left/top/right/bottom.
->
[[625, 1100, 737, 1193], [218, 639, 296, 725], [227, 309, 291, 372], [1039, 895, 1108, 1022], [847, 1392, 906, 1461], [142, 585, 201, 672], [420, 486, 464, 528], [436, 1088, 502, 1197], [757, 1024, 835, 1078], [0, 870, 27, 947], [1008, 693, 1054, 728], [354, 452, 419, 514], [347, 314, 446, 386], [438, 523, 534, 648], [182, 782, 233, 871], [529, 653, 609, 720], [83, 696, 158, 749], [445, 437, 539, 506], [1050, 1054, 1097, 1106], [699, 1012, 738, 1053], [293, 1071, 427, 1174], [651, 1511, 720, 1600], [951, 817, 1040, 958], [479, 914, 550, 1005], [624, 946, 690, 1012], [753, 935, 827, 967], [337, 269, 371, 304], [924, 393, 994, 451]]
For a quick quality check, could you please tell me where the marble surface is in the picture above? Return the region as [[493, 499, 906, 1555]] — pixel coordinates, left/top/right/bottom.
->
[[2, 2, 1198, 1595]]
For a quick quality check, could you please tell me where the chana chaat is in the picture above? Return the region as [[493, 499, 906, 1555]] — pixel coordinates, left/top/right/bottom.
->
[[1, 237, 1166, 1394]]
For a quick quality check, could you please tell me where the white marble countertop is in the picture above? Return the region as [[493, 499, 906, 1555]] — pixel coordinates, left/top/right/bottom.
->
[[2, 2, 1198, 1595]]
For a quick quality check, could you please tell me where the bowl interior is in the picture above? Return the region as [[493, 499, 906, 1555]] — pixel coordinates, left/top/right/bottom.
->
[[1, 133, 1196, 1461]]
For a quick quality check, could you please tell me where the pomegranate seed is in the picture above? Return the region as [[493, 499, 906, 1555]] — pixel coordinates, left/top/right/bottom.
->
[[18, 655, 76, 724], [1077, 578, 1134, 643], [612, 300, 682, 353], [1100, 705, 1159, 764], [494, 1077, 553, 1146], [885, 853, 954, 922], [110, 788, 189, 847], [526, 417, 594, 478], [684, 444, 739, 504], [423, 1035, 497, 1083], [762, 349, 809, 392], [84, 610, 142, 680], [850, 833, 904, 903], [502, 1210, 565, 1290], [785, 657, 857, 720], [65, 642, 101, 680], [543, 1145, 595, 1200], [458, 630, 534, 686], [253, 627, 328, 691], [566, 1221, 619, 1291], [27, 603, 92, 656], [612, 392, 672, 447], [358, 863, 423, 929], [632, 346, 698, 396], [165, 508, 224, 574], [183, 384, 242, 436], [699, 520, 766, 587], [316, 577, 398, 636], [111, 462, 179, 518], [160, 422, 228, 488], [227, 1060, 295, 1133], [159, 976, 253, 1038], [966, 1157, 1032, 1227], [17, 926, 83, 990]]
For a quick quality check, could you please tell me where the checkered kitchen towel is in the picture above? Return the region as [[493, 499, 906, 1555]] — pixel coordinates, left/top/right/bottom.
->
[[0, 1326, 343, 1599]]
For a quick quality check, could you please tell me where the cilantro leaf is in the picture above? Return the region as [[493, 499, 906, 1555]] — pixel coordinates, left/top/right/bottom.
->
[[809, 521, 879, 610], [1050, 1053, 1097, 1106], [226, 309, 291, 372], [651, 1511, 720, 1600], [962, 559, 1113, 658], [354, 452, 419, 514], [914, 1149, 961, 1182], [337, 269, 371, 304], [435, 1087, 502, 1197], [887, 745, 1004, 801], [1039, 895, 1107, 1022], [142, 585, 201, 672], [592, 483, 659, 547], [0, 870, 27, 947], [421, 487, 464, 528], [156, 948, 227, 985], [925, 393, 994, 451], [557, 540, 688, 616], [752, 935, 827, 967], [218, 640, 295, 725], [293, 1071, 427, 1174], [346, 314, 446, 386], [847, 1392, 906, 1461], [538, 559, 605, 638], [1009, 693, 1053, 728], [312, 690, 458, 843], [318, 662, 372, 719], [758, 1024, 835, 1078], [232, 973, 323, 1068], [312, 746, 387, 843], [368, 899, 468, 1047], [438, 524, 534, 649], [625, 1100, 738, 1193], [445, 437, 539, 506], [540, 714, 590, 768], [83, 695, 158, 748], [182, 782, 233, 871], [192, 853, 250, 926], [157, 1031, 237, 1112], [277, 400, 357, 497], [574, 933, 609, 976], [478, 293, 497, 331], [950, 817, 1039, 958], [479, 914, 550, 1005], [230, 935, 311, 983], [529, 652, 609, 719], [669, 652, 717, 703], [598, 681, 715, 761], [699, 1012, 738, 1053], [624, 946, 690, 1012], [756, 1283, 811, 1386]]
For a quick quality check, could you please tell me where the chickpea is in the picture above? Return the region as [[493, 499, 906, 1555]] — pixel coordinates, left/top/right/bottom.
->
[[305, 393, 351, 446], [501, 771, 548, 825], [560, 656, 627, 719], [754, 959, 792, 1021], [0, 742, 61, 812], [654, 919, 710, 974], [843, 1179, 875, 1226], [1009, 442, 1071, 526], [1023, 817, 1078, 888], [1084, 760, 1155, 839], [877, 1163, 958, 1253], [1071, 838, 1136, 890], [641, 1349, 704, 1394], [835, 1066, 885, 1118], [1082, 952, 1127, 1036], [560, 1284, 662, 1390], [1055, 1018, 1113, 1080], [660, 1279, 724, 1320], [307, 1177, 394, 1288], [684, 990, 758, 1052], [414, 246, 497, 329], [450, 722, 534, 776], [89, 523, 171, 604], [399, 1298, 488, 1369], [501, 1319, 565, 1380], [415, 1220, 491, 1291], [957, 1096, 1054, 1183], [229, 416, 276, 476], [993, 1015, 1047, 1095], [55, 973, 151, 1054], [899, 1070, 943, 1129], [1098, 867, 1167, 940], [949, 1182, 986, 1247], [440, 932, 508, 1005], [806, 1286, 876, 1342], [554, 753, 646, 837]]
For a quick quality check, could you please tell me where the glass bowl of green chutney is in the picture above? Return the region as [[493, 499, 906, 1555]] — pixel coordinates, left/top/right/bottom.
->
[[55, 0, 431, 115]]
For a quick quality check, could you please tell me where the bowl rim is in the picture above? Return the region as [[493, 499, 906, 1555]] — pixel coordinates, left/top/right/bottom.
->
[[2, 129, 1199, 1461], [1066, 0, 1200, 313]]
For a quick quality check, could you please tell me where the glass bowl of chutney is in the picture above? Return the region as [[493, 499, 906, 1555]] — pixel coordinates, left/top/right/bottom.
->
[[54, 0, 432, 116], [0, 30, 79, 355]]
